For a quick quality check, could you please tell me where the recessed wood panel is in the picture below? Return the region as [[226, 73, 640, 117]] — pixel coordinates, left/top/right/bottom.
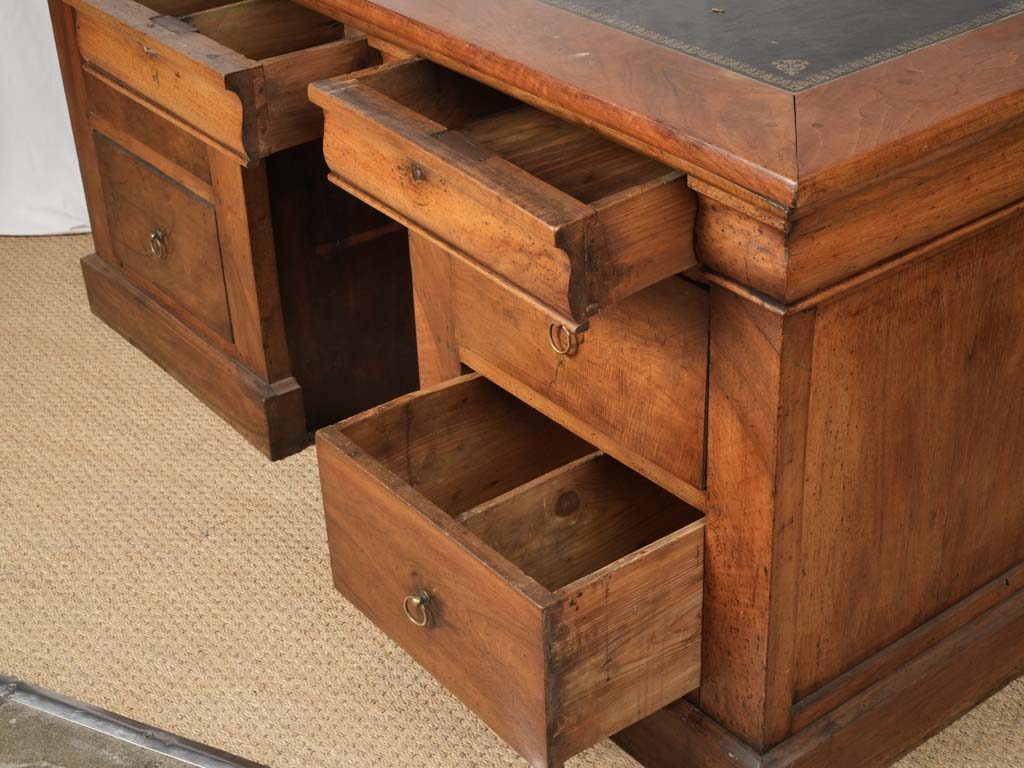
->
[[794, 207, 1024, 698], [84, 70, 212, 187]]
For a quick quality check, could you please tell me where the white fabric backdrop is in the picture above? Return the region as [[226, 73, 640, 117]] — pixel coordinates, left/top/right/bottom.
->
[[0, 1, 90, 235]]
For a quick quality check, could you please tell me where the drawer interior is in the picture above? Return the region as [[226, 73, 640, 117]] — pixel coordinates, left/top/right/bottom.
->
[[77, 0, 379, 159], [341, 374, 594, 516], [458, 453, 700, 592], [314, 57, 697, 322], [142, 0, 345, 61], [321, 374, 704, 763], [351, 60, 676, 206], [337, 375, 702, 590]]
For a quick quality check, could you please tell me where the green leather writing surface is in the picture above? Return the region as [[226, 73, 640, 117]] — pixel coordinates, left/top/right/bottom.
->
[[541, 0, 1024, 90]]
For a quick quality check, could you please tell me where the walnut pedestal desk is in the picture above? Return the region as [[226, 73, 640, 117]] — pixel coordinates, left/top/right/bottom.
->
[[306, 2, 1024, 767], [49, 0, 420, 458]]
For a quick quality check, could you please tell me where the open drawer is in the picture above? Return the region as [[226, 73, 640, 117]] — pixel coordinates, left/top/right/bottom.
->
[[69, 0, 380, 162], [317, 374, 704, 768], [310, 59, 698, 326]]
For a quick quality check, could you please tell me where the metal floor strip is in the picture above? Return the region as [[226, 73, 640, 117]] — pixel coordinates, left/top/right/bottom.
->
[[0, 675, 266, 768]]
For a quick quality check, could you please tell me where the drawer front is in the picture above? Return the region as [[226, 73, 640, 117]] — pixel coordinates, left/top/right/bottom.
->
[[70, 0, 378, 160], [84, 69, 212, 192], [74, 1, 257, 158], [317, 374, 704, 767], [318, 396, 554, 767], [95, 135, 232, 341], [421, 240, 709, 505], [312, 59, 697, 325]]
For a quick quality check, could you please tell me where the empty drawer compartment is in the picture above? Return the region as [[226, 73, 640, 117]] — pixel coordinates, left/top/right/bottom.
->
[[71, 0, 380, 161], [311, 59, 698, 326], [317, 373, 704, 767]]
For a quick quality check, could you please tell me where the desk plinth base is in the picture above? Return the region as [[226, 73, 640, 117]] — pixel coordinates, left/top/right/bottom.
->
[[614, 584, 1024, 768], [81, 253, 309, 460]]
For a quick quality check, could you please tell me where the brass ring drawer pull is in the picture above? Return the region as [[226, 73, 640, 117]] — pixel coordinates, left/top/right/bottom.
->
[[149, 228, 167, 260], [548, 322, 578, 356], [403, 590, 431, 627]]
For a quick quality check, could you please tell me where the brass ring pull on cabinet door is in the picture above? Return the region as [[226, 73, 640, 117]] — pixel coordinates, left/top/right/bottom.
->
[[149, 228, 167, 260], [548, 322, 578, 356], [403, 590, 431, 627]]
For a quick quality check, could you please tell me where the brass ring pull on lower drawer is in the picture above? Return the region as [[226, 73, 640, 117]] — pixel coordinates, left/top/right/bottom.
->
[[149, 228, 167, 260], [403, 590, 432, 627], [548, 322, 578, 356]]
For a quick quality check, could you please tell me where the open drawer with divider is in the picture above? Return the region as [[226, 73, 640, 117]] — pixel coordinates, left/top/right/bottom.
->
[[317, 373, 705, 768]]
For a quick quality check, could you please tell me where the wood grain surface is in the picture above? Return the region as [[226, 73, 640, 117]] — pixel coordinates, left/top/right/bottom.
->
[[300, 0, 799, 202], [313, 59, 696, 322], [94, 135, 232, 341], [793, 205, 1024, 699], [300, 0, 1024, 211], [319, 375, 705, 766]]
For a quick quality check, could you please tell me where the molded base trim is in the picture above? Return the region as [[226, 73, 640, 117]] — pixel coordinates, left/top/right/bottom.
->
[[82, 253, 307, 459], [614, 581, 1024, 768]]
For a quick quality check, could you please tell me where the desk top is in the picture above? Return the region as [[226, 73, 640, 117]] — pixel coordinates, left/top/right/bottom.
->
[[305, 0, 1024, 207], [540, 0, 1023, 91]]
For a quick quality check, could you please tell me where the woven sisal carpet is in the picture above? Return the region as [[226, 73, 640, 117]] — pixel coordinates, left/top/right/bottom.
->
[[0, 234, 1021, 768]]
